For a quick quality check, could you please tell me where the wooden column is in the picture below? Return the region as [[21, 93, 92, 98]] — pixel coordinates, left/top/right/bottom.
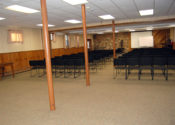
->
[[81, 4, 90, 86], [112, 20, 116, 58], [40, 0, 55, 111]]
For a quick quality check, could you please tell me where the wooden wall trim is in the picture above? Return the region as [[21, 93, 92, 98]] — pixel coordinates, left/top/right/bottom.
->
[[0, 47, 84, 75], [152, 29, 170, 48], [49, 18, 175, 33]]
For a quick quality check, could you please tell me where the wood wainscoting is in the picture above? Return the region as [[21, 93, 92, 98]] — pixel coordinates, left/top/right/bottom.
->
[[153, 29, 170, 48], [0, 47, 84, 76]]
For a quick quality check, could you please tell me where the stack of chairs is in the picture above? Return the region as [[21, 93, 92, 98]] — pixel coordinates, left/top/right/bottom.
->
[[114, 48, 175, 80], [29, 50, 113, 78]]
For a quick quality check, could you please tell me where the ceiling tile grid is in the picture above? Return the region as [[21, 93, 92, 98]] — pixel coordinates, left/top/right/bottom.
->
[[168, 1, 175, 15], [0, 0, 175, 28], [134, 0, 154, 10], [154, 0, 174, 16]]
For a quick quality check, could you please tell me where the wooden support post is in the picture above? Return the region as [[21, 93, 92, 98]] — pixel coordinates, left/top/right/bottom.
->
[[40, 0, 55, 111], [112, 20, 116, 58], [81, 4, 90, 86]]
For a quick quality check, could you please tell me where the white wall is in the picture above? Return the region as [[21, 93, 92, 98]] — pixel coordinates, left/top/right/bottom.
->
[[51, 34, 64, 49], [51, 33, 83, 49], [0, 26, 94, 53], [0, 26, 43, 53], [57, 34, 94, 49], [69, 34, 84, 48], [0, 26, 67, 53]]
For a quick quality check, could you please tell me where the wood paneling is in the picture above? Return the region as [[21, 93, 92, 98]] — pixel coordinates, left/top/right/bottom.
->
[[153, 29, 170, 48], [0, 47, 84, 75], [94, 29, 171, 51], [170, 28, 175, 50], [128, 32, 132, 52]]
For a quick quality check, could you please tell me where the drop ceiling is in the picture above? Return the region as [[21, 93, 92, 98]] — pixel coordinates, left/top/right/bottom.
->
[[0, 0, 175, 30]]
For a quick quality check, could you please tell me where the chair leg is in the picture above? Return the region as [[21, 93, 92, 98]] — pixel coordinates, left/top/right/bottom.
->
[[166, 68, 168, 81], [161, 67, 165, 76], [128, 68, 131, 75], [116, 68, 118, 77], [113, 67, 116, 79], [125, 67, 128, 80], [151, 68, 154, 80], [138, 69, 141, 80], [74, 66, 76, 78], [64, 66, 66, 78], [55, 66, 57, 78]]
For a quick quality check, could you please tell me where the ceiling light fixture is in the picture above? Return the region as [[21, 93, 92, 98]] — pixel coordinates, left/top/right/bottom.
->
[[139, 9, 154, 16], [129, 29, 135, 32], [146, 27, 153, 30], [36, 24, 55, 27], [64, 19, 81, 24], [169, 24, 175, 27], [97, 32, 104, 34], [98, 15, 115, 20], [105, 29, 112, 32], [62, 0, 88, 5], [6, 5, 39, 13], [0, 17, 6, 20]]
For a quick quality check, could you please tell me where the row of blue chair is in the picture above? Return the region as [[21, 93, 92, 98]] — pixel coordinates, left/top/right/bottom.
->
[[29, 50, 113, 78], [114, 48, 175, 80]]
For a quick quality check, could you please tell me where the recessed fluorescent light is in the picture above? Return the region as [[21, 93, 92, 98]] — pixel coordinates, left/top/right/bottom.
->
[[97, 32, 104, 34], [129, 29, 135, 32], [105, 29, 112, 32], [62, 0, 88, 5], [169, 24, 175, 27], [0, 17, 6, 20], [36, 24, 55, 27], [64, 19, 81, 24], [146, 27, 153, 30], [6, 5, 39, 13], [98, 15, 115, 20], [139, 9, 154, 16]]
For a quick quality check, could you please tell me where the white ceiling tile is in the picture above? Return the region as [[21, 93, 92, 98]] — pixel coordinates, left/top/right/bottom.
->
[[134, 0, 154, 10], [155, 0, 174, 16], [110, 0, 139, 18], [0, 0, 175, 28], [168, 1, 175, 15]]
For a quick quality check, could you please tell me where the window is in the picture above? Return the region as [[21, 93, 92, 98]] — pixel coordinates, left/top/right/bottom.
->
[[50, 33, 56, 42], [8, 30, 23, 43], [65, 34, 69, 48]]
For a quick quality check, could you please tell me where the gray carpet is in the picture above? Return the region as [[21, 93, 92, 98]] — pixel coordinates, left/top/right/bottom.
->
[[0, 62, 175, 125]]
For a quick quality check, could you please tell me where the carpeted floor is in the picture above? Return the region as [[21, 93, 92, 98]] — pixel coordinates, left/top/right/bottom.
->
[[0, 62, 175, 125]]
